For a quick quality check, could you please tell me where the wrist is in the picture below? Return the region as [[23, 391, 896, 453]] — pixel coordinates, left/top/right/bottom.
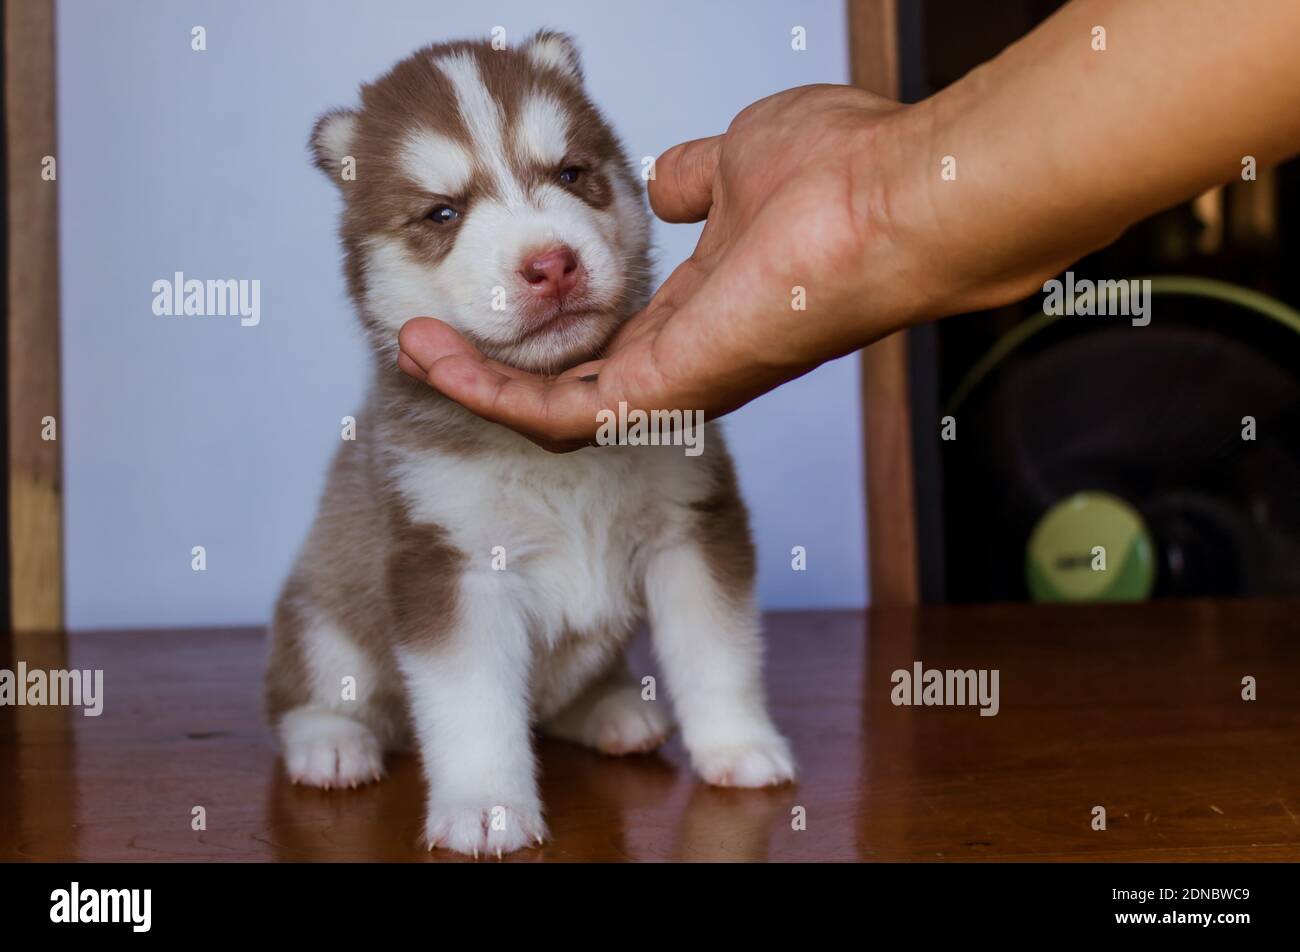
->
[[837, 101, 968, 337], [866, 73, 1072, 327]]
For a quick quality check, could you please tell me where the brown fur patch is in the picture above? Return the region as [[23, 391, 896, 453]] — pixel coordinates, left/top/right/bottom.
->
[[690, 443, 757, 608], [264, 575, 313, 719], [384, 512, 465, 652]]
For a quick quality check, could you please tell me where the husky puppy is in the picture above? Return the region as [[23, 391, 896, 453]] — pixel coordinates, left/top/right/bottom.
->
[[267, 31, 794, 857]]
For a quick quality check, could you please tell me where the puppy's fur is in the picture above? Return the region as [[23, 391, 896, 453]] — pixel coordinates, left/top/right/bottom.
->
[[267, 32, 793, 857]]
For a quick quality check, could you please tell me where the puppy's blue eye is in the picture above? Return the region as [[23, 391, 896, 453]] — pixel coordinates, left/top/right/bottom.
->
[[427, 204, 459, 223], [558, 167, 583, 185]]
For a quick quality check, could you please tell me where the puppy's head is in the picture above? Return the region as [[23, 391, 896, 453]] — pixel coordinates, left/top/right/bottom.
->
[[314, 32, 651, 372]]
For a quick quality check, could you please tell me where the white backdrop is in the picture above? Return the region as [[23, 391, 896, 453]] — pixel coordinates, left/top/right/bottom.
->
[[57, 0, 868, 629]]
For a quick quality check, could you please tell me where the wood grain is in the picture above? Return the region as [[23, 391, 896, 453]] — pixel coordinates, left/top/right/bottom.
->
[[848, 0, 921, 606], [848, 0, 900, 99], [4, 0, 63, 635], [3, 602, 1299, 862]]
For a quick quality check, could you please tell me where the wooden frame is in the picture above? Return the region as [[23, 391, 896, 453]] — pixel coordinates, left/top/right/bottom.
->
[[4, 0, 63, 638], [2, 0, 72, 856], [848, 0, 921, 606]]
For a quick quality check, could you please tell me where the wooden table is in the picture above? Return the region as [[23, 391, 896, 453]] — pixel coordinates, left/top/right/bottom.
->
[[3, 600, 1299, 861]]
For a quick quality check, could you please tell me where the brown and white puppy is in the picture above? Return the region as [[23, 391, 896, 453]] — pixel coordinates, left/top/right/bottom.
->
[[267, 31, 793, 857]]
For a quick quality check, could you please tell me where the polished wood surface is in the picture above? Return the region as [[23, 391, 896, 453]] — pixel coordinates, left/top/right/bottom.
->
[[4, 0, 64, 635], [3, 601, 1299, 862]]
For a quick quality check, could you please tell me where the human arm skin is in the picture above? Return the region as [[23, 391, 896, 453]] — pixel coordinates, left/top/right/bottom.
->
[[397, 0, 1300, 451]]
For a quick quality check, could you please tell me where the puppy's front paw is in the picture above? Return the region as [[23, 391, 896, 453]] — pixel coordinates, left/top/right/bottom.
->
[[691, 732, 797, 788], [280, 709, 385, 789], [425, 799, 547, 858]]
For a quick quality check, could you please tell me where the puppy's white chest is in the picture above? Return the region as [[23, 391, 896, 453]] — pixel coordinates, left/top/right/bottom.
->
[[392, 443, 698, 639]]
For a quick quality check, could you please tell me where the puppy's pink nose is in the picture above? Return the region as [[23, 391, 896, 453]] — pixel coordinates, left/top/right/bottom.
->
[[519, 246, 581, 301]]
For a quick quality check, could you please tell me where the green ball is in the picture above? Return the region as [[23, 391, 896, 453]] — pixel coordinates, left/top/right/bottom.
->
[[1025, 491, 1155, 602]]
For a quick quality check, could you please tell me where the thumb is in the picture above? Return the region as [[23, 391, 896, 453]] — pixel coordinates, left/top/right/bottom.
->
[[649, 135, 721, 223]]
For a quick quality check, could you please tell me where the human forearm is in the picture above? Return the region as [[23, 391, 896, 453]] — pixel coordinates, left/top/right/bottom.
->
[[882, 0, 1300, 322]]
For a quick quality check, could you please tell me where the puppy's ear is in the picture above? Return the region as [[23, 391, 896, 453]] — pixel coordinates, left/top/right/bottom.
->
[[310, 108, 359, 185], [523, 30, 582, 84]]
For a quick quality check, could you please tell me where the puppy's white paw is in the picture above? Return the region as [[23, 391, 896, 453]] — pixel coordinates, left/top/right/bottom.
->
[[280, 709, 384, 789], [425, 800, 547, 858], [692, 732, 797, 788], [545, 683, 673, 755], [587, 686, 673, 755]]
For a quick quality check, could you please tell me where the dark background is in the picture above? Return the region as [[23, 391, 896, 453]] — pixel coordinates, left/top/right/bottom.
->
[[906, 0, 1300, 604]]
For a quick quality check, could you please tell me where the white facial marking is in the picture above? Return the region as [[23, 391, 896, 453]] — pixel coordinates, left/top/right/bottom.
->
[[361, 236, 436, 340], [517, 93, 569, 166], [433, 52, 523, 203], [401, 129, 474, 196]]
